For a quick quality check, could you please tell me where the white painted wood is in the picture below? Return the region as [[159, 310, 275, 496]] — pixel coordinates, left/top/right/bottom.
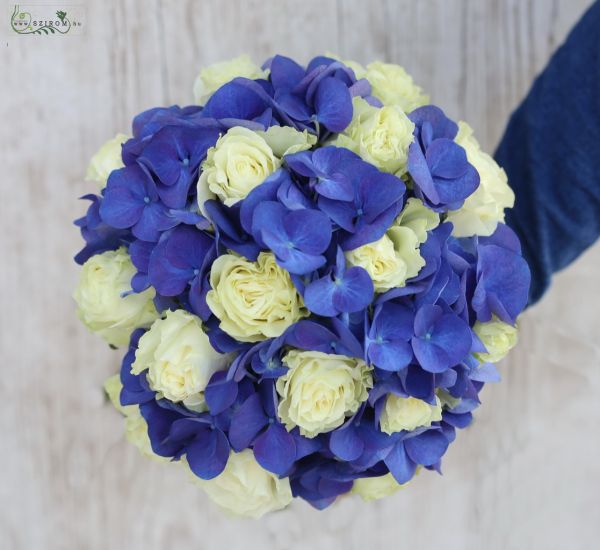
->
[[1, 1, 598, 548]]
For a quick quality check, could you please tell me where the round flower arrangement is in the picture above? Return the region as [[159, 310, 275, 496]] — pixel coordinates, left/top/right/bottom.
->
[[75, 54, 530, 517]]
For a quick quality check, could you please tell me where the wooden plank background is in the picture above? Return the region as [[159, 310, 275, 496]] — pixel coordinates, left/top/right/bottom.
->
[[2, 1, 599, 548]]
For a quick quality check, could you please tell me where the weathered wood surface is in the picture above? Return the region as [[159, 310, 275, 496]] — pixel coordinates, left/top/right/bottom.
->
[[2, 1, 599, 548]]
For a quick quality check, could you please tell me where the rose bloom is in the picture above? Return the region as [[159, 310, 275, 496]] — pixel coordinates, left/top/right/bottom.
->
[[73, 247, 158, 348], [257, 125, 317, 157], [352, 473, 407, 501], [346, 198, 438, 292], [345, 227, 423, 292], [85, 133, 128, 190], [446, 121, 515, 237], [395, 197, 440, 243], [206, 252, 308, 343], [473, 316, 518, 364], [131, 309, 230, 408], [334, 97, 415, 175], [380, 395, 442, 435], [103, 374, 166, 461], [193, 54, 266, 105], [190, 449, 293, 518], [197, 126, 280, 210], [364, 61, 429, 113], [276, 349, 373, 438]]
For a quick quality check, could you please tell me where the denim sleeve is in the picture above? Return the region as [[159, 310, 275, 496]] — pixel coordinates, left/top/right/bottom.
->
[[494, 1, 600, 305]]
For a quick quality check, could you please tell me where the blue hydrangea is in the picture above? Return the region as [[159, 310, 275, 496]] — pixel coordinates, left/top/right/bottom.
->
[[75, 54, 531, 512]]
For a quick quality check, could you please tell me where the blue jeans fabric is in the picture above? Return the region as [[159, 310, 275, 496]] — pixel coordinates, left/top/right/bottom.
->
[[494, 1, 600, 304]]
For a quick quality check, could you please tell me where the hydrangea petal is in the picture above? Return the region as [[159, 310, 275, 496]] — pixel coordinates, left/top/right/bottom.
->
[[384, 441, 417, 484], [269, 55, 305, 91], [133, 202, 176, 242], [317, 197, 356, 231], [100, 187, 145, 228], [265, 241, 326, 275], [253, 422, 296, 475], [205, 373, 238, 415], [404, 430, 449, 466], [404, 364, 435, 400], [411, 338, 452, 373], [426, 138, 469, 180], [139, 400, 183, 457], [369, 340, 413, 372], [473, 244, 530, 324], [410, 106, 458, 141], [303, 277, 338, 316], [228, 393, 268, 451], [372, 303, 414, 341], [329, 424, 364, 461], [331, 267, 374, 313], [314, 76, 353, 132], [202, 78, 273, 121], [283, 209, 331, 254], [186, 428, 230, 480], [408, 144, 439, 204]]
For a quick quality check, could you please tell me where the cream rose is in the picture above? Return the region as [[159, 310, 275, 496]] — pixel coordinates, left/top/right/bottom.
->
[[345, 198, 437, 292], [131, 309, 229, 407], [345, 227, 423, 292], [190, 449, 293, 518], [333, 97, 415, 175], [365, 61, 429, 113], [446, 122, 515, 237], [103, 374, 165, 460], [206, 252, 308, 343], [73, 248, 159, 348], [436, 388, 462, 411], [352, 473, 407, 501], [380, 395, 442, 435], [395, 197, 440, 243], [104, 374, 128, 415], [197, 127, 281, 211], [257, 125, 317, 157], [276, 350, 373, 438], [473, 316, 518, 364], [193, 55, 266, 105], [85, 133, 128, 190]]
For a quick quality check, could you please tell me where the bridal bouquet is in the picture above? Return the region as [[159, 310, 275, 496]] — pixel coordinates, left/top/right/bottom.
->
[[74, 54, 530, 517]]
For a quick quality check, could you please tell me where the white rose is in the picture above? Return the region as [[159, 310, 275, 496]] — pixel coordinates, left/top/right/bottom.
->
[[437, 389, 461, 411], [365, 61, 429, 113], [276, 350, 373, 438], [333, 97, 415, 175], [85, 133, 128, 190], [73, 248, 159, 348], [193, 54, 266, 105], [473, 316, 518, 364], [103, 374, 166, 461], [346, 198, 437, 292], [395, 197, 440, 243], [123, 413, 159, 459], [446, 122, 515, 237], [257, 125, 317, 157], [206, 252, 308, 343], [190, 449, 293, 518], [352, 473, 407, 501], [104, 374, 129, 415], [131, 309, 229, 406], [345, 227, 424, 292], [380, 395, 442, 435], [197, 127, 281, 212]]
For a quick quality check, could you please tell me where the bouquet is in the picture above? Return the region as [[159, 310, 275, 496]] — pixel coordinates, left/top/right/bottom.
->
[[74, 54, 530, 517]]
